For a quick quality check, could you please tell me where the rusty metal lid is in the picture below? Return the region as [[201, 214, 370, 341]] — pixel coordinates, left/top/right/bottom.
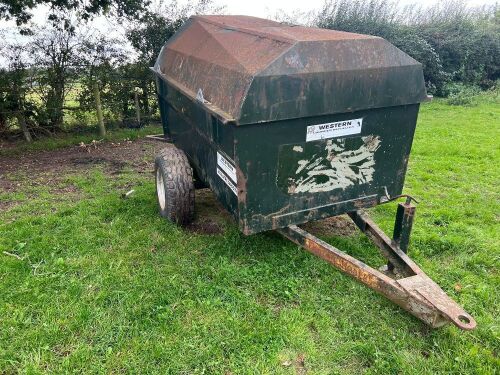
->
[[154, 15, 427, 125]]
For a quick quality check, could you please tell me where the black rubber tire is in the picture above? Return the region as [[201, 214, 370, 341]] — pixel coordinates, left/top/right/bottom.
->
[[154, 146, 195, 225]]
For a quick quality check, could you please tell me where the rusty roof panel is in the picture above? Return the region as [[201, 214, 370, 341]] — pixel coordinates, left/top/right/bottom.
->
[[192, 15, 373, 42], [153, 15, 427, 125]]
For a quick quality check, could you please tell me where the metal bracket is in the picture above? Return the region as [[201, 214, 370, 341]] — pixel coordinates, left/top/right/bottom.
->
[[387, 199, 416, 272], [277, 210, 476, 330]]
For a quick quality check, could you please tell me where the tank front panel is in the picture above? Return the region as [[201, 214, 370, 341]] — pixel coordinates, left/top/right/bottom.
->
[[235, 104, 420, 234]]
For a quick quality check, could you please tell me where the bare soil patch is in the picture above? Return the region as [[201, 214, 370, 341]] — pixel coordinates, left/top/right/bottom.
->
[[0, 139, 165, 192], [301, 215, 356, 237], [0, 138, 165, 215], [0, 200, 20, 211], [0, 139, 164, 176], [186, 219, 224, 235], [187, 189, 233, 235]]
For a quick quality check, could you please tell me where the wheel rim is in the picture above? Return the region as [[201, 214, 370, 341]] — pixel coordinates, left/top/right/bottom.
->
[[156, 168, 166, 211]]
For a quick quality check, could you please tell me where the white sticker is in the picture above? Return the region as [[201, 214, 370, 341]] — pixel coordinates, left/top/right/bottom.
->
[[217, 152, 237, 183], [217, 168, 238, 196], [306, 118, 363, 142]]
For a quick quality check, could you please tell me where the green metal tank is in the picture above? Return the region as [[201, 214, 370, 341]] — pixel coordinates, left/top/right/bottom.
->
[[150, 15, 478, 331], [152, 15, 428, 235]]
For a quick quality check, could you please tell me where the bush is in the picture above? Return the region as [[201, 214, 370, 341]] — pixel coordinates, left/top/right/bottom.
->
[[445, 83, 481, 106], [314, 0, 499, 96]]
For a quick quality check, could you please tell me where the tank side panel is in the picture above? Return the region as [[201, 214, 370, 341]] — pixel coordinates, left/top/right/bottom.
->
[[155, 76, 170, 137], [158, 79, 239, 219]]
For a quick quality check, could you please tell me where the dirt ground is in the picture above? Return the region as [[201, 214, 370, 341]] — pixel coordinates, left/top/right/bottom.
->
[[0, 138, 355, 236], [0, 138, 163, 177], [0, 139, 159, 210]]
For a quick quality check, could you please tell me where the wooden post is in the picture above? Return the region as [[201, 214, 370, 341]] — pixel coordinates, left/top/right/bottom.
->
[[141, 81, 150, 116], [93, 81, 106, 136], [16, 109, 32, 143], [12, 86, 32, 143], [134, 88, 141, 126], [15, 95, 32, 143]]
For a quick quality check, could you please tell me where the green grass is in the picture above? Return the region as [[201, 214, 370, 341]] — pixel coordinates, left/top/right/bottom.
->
[[1, 96, 499, 374]]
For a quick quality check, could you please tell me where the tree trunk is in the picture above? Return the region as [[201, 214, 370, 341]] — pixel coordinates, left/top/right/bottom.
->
[[16, 110, 32, 142], [47, 85, 65, 130], [134, 88, 141, 126], [46, 68, 66, 130], [141, 80, 150, 117], [12, 84, 32, 142], [93, 81, 106, 137]]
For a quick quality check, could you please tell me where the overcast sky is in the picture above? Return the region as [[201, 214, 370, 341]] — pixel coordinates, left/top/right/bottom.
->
[[222, 0, 497, 18], [1, 0, 497, 29]]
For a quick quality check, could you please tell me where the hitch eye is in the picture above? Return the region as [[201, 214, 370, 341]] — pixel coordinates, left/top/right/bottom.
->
[[458, 315, 471, 324], [453, 314, 476, 330]]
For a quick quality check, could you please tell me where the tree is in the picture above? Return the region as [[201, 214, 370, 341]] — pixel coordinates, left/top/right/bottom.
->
[[28, 20, 82, 130], [314, 0, 499, 95], [0, 0, 148, 27], [414, 2, 500, 89], [0, 43, 35, 141], [76, 36, 134, 126], [123, 0, 223, 125], [126, 0, 224, 66]]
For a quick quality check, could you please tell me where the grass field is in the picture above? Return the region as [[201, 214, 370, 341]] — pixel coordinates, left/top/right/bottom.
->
[[0, 96, 499, 374]]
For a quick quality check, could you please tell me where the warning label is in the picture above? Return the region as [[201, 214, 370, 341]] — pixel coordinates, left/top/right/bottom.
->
[[306, 118, 363, 142], [217, 168, 238, 196], [217, 152, 237, 183]]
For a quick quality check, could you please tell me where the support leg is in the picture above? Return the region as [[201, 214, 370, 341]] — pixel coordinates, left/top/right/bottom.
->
[[388, 199, 416, 271]]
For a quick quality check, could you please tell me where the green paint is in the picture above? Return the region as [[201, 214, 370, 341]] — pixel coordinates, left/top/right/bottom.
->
[[153, 16, 428, 234]]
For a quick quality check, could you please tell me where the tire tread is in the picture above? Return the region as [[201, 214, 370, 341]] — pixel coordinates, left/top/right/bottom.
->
[[154, 146, 195, 225]]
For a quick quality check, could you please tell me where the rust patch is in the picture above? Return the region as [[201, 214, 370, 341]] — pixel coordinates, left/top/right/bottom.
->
[[303, 238, 379, 289], [276, 215, 476, 330], [193, 15, 374, 42], [354, 196, 377, 208], [236, 165, 247, 205], [157, 16, 292, 121]]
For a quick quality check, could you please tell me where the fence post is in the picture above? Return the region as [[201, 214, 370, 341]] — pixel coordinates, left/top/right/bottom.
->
[[16, 109, 32, 143], [15, 94, 32, 142], [134, 87, 141, 126], [141, 81, 150, 117], [93, 81, 106, 136]]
